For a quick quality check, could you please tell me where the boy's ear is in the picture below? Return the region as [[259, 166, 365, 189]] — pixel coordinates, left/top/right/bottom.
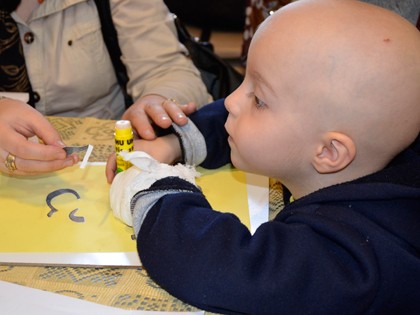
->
[[312, 132, 356, 174]]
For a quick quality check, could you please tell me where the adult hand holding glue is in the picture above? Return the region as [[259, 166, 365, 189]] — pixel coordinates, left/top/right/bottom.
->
[[115, 120, 134, 173]]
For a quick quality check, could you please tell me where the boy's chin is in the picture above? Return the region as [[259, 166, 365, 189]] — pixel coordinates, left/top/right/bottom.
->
[[230, 154, 246, 172], [230, 153, 239, 169]]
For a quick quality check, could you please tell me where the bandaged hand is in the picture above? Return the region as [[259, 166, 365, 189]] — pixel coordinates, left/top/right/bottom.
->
[[110, 151, 200, 227]]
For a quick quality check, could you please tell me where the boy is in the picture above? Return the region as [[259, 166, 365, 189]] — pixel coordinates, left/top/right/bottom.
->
[[108, 0, 420, 313]]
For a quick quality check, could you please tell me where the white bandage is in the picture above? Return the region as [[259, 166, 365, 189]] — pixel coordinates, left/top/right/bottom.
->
[[110, 151, 200, 226]]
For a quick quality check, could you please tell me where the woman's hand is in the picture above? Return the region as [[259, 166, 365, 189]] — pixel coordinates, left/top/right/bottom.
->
[[0, 98, 78, 176], [106, 134, 182, 183], [122, 94, 197, 140]]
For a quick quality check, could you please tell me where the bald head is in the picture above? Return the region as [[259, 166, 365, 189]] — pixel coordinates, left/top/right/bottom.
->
[[251, 0, 420, 172]]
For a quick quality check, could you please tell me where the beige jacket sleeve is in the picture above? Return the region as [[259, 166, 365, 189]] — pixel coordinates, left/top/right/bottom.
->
[[110, 0, 212, 107]]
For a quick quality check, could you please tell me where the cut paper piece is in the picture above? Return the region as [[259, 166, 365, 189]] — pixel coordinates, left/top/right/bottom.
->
[[80, 144, 94, 168], [0, 280, 204, 315], [62, 144, 94, 168], [63, 145, 90, 156]]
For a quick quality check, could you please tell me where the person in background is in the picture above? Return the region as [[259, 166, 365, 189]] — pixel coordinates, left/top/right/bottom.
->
[[241, 0, 420, 65], [0, 0, 211, 176], [363, 0, 419, 25], [108, 0, 420, 313]]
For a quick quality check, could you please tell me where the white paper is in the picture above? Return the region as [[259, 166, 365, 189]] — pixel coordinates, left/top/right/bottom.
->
[[80, 144, 94, 168], [0, 280, 204, 315], [246, 173, 269, 234], [0, 252, 140, 267]]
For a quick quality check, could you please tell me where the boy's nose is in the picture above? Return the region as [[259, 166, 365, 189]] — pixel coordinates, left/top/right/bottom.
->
[[224, 90, 240, 116]]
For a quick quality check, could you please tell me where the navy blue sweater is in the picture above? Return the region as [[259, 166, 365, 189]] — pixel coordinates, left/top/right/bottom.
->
[[135, 99, 420, 315]]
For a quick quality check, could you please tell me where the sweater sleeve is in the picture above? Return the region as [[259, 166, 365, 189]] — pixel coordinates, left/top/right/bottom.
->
[[187, 98, 231, 169], [135, 178, 382, 315], [158, 98, 231, 169]]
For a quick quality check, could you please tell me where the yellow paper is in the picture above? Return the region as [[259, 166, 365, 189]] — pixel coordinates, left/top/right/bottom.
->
[[0, 165, 133, 253], [196, 165, 250, 228], [0, 164, 250, 255]]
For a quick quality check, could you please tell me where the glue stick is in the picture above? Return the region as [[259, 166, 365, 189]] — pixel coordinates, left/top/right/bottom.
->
[[115, 120, 134, 173]]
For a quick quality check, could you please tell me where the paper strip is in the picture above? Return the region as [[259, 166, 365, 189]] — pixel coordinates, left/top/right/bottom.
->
[[80, 145, 94, 169]]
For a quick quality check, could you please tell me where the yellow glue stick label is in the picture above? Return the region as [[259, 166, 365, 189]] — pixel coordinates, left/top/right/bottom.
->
[[115, 120, 134, 173]]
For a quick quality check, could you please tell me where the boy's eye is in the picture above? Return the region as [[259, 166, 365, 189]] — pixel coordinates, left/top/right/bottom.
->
[[254, 95, 266, 109]]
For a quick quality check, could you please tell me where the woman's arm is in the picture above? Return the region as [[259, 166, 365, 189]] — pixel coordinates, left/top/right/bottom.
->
[[110, 0, 211, 138]]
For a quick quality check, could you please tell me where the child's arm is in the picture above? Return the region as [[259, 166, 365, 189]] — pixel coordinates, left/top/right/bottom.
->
[[110, 152, 200, 227], [187, 98, 230, 169], [132, 181, 385, 314]]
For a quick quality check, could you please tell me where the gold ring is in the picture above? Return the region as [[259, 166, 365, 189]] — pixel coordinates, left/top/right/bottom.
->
[[5, 153, 17, 172], [162, 98, 179, 106]]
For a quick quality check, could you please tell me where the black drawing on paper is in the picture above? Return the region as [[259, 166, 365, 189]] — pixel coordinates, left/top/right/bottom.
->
[[46, 189, 85, 223]]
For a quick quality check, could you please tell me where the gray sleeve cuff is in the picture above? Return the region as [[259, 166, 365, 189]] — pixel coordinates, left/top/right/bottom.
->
[[172, 119, 207, 166], [131, 189, 193, 237]]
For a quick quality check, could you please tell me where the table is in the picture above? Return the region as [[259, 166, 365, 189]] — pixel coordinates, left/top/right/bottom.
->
[[0, 116, 284, 313]]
